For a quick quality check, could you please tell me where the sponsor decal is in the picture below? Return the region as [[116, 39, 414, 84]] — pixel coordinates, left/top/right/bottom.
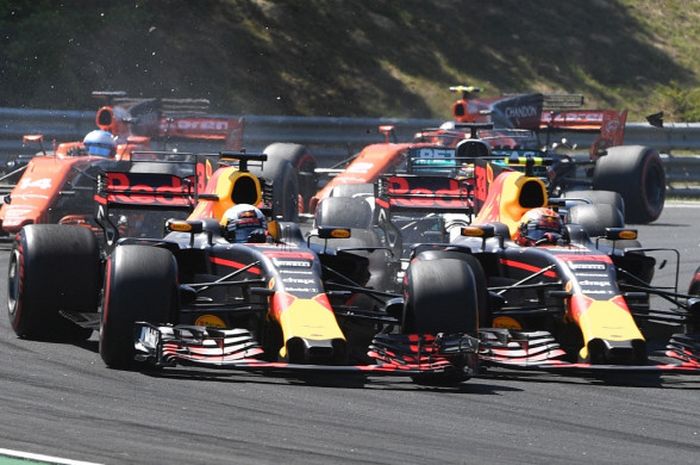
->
[[280, 269, 314, 275], [104, 172, 193, 206], [544, 111, 605, 123], [492, 316, 522, 330], [284, 287, 319, 293], [347, 162, 374, 174], [194, 314, 227, 328], [264, 251, 315, 260], [545, 246, 589, 253], [272, 259, 312, 268], [578, 280, 612, 287], [282, 277, 316, 285], [384, 176, 470, 209], [505, 105, 538, 120], [604, 119, 620, 135], [412, 147, 456, 159], [19, 177, 51, 190], [580, 289, 614, 295], [160, 118, 230, 132], [568, 263, 607, 271], [5, 207, 34, 218]]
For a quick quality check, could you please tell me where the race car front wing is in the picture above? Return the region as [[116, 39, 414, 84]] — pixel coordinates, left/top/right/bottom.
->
[[479, 328, 700, 374], [133, 322, 480, 377]]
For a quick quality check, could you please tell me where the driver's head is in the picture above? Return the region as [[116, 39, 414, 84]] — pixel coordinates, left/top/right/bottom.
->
[[83, 129, 116, 157], [515, 207, 564, 246], [222, 204, 267, 243]]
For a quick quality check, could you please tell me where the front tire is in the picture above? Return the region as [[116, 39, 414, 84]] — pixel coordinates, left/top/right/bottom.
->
[[99, 245, 178, 369], [403, 254, 485, 385], [689, 265, 700, 296]]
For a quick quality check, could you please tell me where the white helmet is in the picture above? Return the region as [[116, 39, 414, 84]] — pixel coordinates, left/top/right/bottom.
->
[[222, 204, 267, 243], [83, 129, 116, 157]]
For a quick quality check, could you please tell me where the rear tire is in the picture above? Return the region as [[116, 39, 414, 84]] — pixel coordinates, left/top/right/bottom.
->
[[564, 189, 625, 219], [256, 143, 318, 220], [568, 203, 624, 237], [593, 145, 665, 224], [314, 196, 374, 230], [99, 245, 178, 369], [8, 225, 98, 341]]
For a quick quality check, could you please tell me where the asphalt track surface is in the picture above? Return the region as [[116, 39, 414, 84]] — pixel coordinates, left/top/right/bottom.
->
[[0, 204, 699, 465]]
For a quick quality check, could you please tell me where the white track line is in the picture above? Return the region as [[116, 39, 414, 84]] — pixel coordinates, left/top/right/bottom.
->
[[0, 448, 102, 465], [665, 202, 700, 208]]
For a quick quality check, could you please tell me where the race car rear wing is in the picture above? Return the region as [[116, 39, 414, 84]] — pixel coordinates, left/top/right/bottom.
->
[[92, 91, 245, 150], [94, 171, 196, 209], [93, 151, 215, 209], [375, 174, 473, 215], [449, 88, 628, 158]]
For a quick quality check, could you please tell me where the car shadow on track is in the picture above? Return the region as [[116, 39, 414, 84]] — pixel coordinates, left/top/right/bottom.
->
[[138, 368, 522, 395], [634, 222, 690, 228], [60, 339, 700, 390], [481, 368, 700, 389]]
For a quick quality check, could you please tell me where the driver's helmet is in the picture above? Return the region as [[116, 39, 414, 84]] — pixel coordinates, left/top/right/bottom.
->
[[83, 129, 116, 157], [222, 204, 267, 243], [515, 207, 564, 246]]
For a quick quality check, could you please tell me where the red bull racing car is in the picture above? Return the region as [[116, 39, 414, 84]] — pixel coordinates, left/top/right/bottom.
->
[[315, 146, 698, 376], [7, 152, 480, 384], [441, 161, 699, 374]]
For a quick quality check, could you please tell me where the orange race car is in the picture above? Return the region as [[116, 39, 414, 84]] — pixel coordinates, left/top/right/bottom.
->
[[0, 91, 245, 235], [307, 86, 665, 225]]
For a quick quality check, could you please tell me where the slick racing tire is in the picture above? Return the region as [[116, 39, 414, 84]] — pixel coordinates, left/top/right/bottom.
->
[[255, 143, 318, 220], [564, 189, 625, 220], [403, 254, 486, 385], [8, 225, 98, 341], [568, 203, 624, 238], [592, 145, 665, 224], [100, 245, 178, 369], [314, 196, 374, 230], [689, 265, 700, 296], [689, 266, 700, 332], [409, 250, 489, 328]]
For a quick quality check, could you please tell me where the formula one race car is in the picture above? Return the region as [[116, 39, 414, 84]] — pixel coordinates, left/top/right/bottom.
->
[[308, 86, 665, 225], [427, 162, 699, 374], [7, 152, 480, 385], [0, 91, 245, 235]]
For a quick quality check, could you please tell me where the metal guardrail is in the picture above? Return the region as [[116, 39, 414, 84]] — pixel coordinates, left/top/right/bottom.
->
[[663, 155, 700, 198], [2, 107, 700, 196]]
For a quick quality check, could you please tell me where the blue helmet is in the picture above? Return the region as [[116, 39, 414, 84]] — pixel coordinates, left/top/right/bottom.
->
[[83, 130, 116, 157]]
